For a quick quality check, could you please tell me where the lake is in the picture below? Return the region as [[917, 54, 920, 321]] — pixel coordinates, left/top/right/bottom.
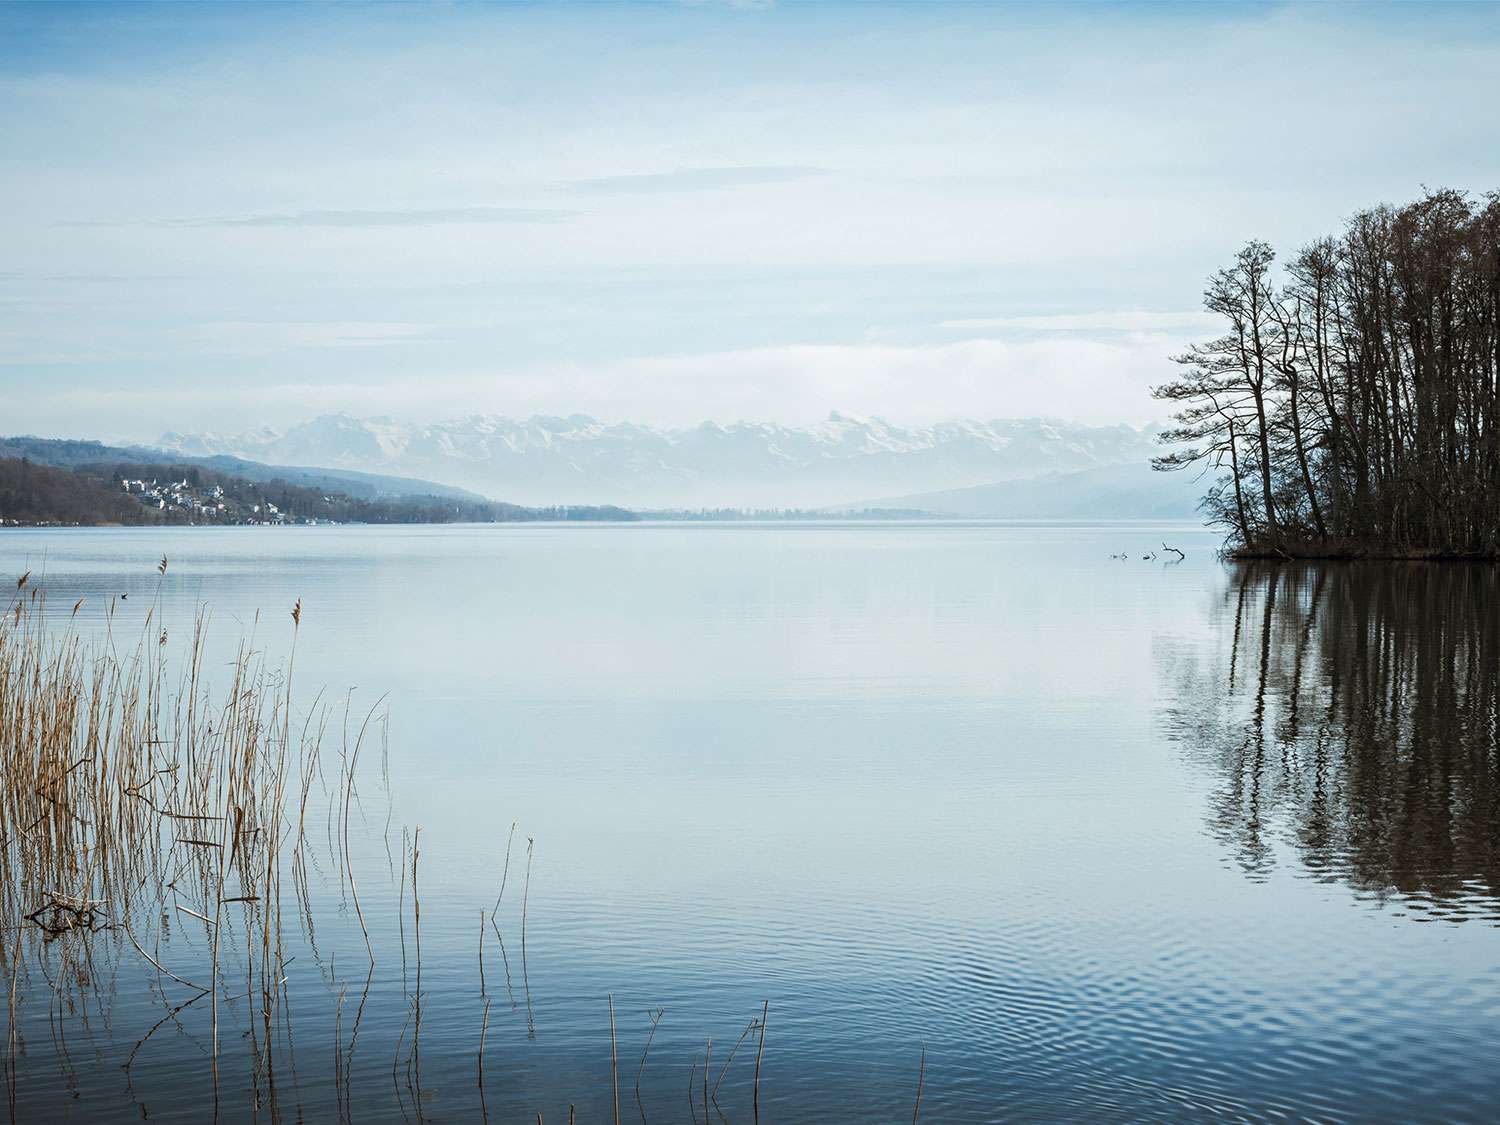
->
[[1, 522, 1497, 1122]]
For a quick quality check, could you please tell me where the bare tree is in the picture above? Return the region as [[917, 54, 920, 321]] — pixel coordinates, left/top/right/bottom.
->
[[1155, 188, 1500, 557]]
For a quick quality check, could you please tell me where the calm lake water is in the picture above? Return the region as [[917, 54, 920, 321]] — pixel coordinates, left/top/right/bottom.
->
[[2, 522, 1498, 1122]]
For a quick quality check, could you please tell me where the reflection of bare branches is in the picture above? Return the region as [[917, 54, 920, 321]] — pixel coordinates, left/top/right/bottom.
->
[[123, 924, 207, 992], [753, 1001, 768, 1123], [340, 697, 383, 968], [1169, 563, 1500, 915], [477, 996, 492, 1123], [712, 1015, 760, 1101], [636, 1006, 666, 1123], [122, 985, 210, 1073], [521, 837, 535, 1039], [334, 983, 347, 1121], [701, 1039, 711, 1123], [334, 964, 373, 1124], [390, 1003, 414, 1125], [25, 895, 111, 938], [489, 917, 518, 1009], [490, 821, 517, 924], [411, 827, 424, 1121], [911, 1044, 926, 1124], [607, 994, 621, 1125], [398, 829, 410, 1000]]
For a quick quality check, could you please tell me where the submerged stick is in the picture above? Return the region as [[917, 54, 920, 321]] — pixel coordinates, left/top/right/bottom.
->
[[521, 837, 533, 955], [702, 1038, 711, 1122], [478, 996, 492, 1122], [478, 909, 486, 998], [412, 827, 423, 1064], [521, 837, 535, 1037], [123, 925, 207, 992], [911, 1045, 926, 1124], [397, 830, 409, 998], [712, 1016, 759, 1100], [609, 993, 621, 1125], [342, 698, 382, 967], [489, 820, 517, 923], [636, 1006, 666, 1122], [753, 1000, 768, 1122]]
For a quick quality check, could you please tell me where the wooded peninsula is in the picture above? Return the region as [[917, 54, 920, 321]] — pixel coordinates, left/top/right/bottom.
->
[[1155, 188, 1500, 558]]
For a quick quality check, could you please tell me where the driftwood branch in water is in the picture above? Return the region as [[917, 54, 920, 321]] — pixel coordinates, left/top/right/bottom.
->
[[1161, 543, 1185, 559]]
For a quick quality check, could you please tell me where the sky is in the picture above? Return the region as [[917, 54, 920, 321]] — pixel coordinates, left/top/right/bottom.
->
[[2, 0, 1498, 443]]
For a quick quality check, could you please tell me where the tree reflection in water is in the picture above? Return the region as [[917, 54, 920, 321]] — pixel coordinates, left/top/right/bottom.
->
[[1166, 563, 1500, 920]]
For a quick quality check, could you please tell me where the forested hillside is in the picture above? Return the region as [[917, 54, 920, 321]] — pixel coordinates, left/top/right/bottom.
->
[[0, 457, 638, 526], [0, 459, 158, 525], [0, 436, 480, 502]]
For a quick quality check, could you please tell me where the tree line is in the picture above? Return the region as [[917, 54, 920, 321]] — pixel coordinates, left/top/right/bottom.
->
[[1154, 188, 1500, 556], [0, 458, 157, 526], [81, 461, 639, 524], [0, 457, 640, 526]]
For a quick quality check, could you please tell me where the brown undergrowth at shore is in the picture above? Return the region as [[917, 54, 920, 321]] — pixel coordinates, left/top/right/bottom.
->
[[0, 565, 927, 1123], [0, 567, 367, 1110]]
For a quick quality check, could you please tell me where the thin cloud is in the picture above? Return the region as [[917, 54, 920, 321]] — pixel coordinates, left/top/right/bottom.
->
[[673, 0, 777, 9], [60, 207, 579, 229], [0, 271, 191, 283], [182, 320, 435, 354], [567, 165, 825, 194], [940, 311, 1222, 334]]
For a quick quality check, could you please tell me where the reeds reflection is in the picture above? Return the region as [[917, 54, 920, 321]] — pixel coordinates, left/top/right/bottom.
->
[[1168, 563, 1500, 919]]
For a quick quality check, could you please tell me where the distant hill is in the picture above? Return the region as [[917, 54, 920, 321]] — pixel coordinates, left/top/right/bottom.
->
[[157, 412, 1166, 509], [3, 434, 1207, 525], [841, 462, 1209, 520], [0, 452, 637, 527], [0, 437, 484, 503]]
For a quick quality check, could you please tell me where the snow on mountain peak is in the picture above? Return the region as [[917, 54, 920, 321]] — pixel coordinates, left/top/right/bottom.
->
[[158, 413, 1161, 509]]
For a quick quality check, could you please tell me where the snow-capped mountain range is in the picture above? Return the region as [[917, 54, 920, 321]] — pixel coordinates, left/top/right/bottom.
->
[[158, 413, 1166, 509]]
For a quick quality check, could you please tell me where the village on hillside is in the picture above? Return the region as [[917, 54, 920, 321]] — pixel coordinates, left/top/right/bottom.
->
[[116, 476, 326, 525]]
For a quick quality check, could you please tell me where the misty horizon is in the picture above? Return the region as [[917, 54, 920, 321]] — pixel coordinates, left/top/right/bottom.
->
[[157, 405, 1167, 442], [140, 409, 1179, 511]]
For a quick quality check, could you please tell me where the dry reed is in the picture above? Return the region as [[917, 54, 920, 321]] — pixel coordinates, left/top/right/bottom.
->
[[1, 571, 930, 1122], [0, 575, 370, 1108]]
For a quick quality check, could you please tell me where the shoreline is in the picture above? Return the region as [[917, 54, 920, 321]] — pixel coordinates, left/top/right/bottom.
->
[[1233, 545, 1500, 562]]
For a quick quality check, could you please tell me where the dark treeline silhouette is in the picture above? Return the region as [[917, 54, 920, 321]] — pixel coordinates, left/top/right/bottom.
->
[[1154, 189, 1500, 557], [641, 507, 933, 520], [0, 435, 479, 501], [0, 458, 158, 525], [1162, 563, 1500, 918], [2, 453, 934, 528], [82, 460, 639, 523], [0, 457, 639, 526]]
